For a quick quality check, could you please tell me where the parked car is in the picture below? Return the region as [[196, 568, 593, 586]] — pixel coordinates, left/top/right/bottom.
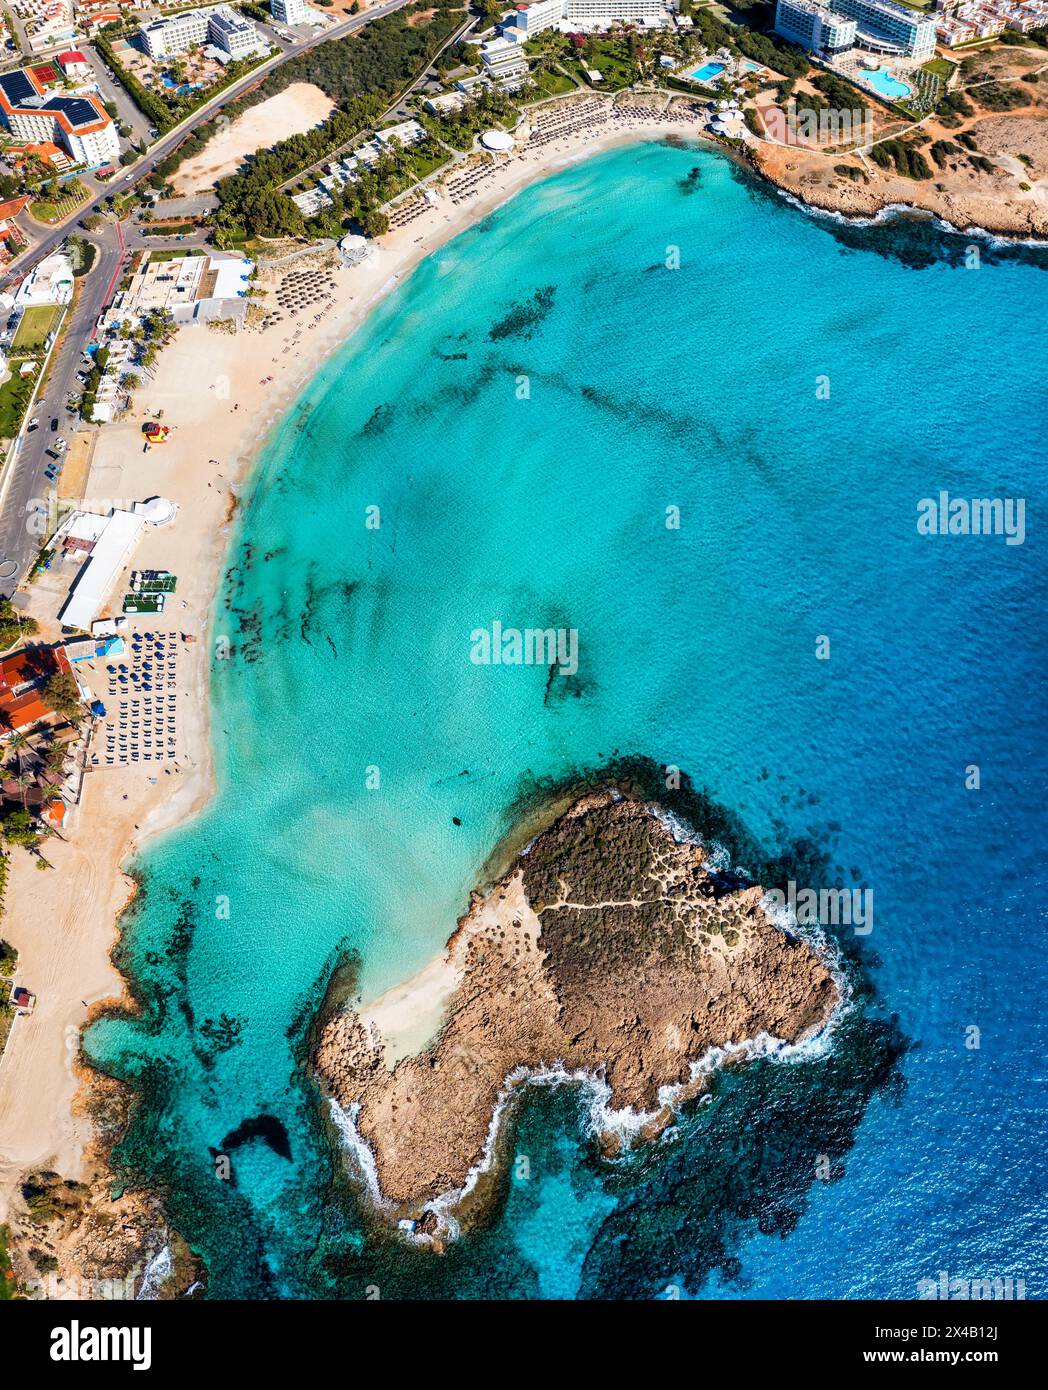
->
[[26, 421, 38, 433], [50, 417, 58, 432], [28, 416, 39, 427], [55, 439, 67, 453]]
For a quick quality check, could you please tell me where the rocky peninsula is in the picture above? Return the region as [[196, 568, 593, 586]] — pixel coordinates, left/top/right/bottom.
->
[[314, 792, 839, 1236]]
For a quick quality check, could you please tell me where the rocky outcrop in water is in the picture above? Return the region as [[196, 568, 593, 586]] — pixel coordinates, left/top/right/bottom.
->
[[314, 792, 838, 1235]]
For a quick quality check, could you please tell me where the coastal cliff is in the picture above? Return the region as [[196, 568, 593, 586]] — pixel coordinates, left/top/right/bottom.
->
[[314, 792, 839, 1235]]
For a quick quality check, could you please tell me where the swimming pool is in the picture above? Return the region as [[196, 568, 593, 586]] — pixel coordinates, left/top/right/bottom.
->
[[860, 68, 912, 101], [740, 60, 765, 74], [161, 74, 204, 93], [689, 61, 727, 85]]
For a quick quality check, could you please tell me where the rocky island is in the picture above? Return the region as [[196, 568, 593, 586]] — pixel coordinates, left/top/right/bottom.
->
[[314, 792, 839, 1238]]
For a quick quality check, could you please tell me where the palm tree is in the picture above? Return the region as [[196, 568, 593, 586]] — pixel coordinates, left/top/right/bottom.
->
[[44, 744, 67, 773], [14, 770, 35, 810], [7, 732, 30, 778]]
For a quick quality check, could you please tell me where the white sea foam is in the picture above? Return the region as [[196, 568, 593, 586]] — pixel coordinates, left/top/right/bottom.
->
[[136, 1244, 172, 1301], [332, 1005, 847, 1246], [773, 186, 1047, 248], [328, 1099, 390, 1210]]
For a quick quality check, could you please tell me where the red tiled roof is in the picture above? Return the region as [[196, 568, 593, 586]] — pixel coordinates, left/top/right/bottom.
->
[[56, 50, 88, 66], [0, 692, 53, 731], [0, 646, 66, 693], [0, 194, 30, 220], [0, 69, 112, 137]]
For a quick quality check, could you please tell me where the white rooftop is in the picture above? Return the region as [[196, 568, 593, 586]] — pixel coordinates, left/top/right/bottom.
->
[[56, 499, 176, 630]]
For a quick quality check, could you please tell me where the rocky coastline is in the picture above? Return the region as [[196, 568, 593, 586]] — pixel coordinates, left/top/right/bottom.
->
[[314, 791, 840, 1242]]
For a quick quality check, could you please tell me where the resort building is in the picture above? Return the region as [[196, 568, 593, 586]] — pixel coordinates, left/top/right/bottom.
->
[[139, 5, 268, 62], [206, 6, 269, 61], [55, 499, 177, 632], [935, 0, 1048, 44], [0, 66, 119, 166], [139, 7, 210, 57], [14, 250, 74, 306], [271, 0, 308, 22], [509, 0, 670, 35], [102, 249, 254, 329], [773, 0, 858, 55], [376, 119, 425, 148], [480, 37, 528, 90], [509, 0, 564, 34], [774, 0, 937, 56], [21, 0, 80, 56], [0, 644, 73, 737], [423, 91, 467, 116]]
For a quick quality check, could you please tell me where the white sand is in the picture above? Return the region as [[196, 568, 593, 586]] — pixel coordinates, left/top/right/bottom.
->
[[359, 952, 463, 1065], [172, 83, 336, 194]]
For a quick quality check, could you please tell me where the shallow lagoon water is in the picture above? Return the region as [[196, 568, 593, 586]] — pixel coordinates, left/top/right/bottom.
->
[[87, 142, 1048, 1299]]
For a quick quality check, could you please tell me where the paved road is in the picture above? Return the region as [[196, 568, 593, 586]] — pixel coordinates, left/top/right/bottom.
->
[[0, 221, 123, 597], [0, 0, 415, 292]]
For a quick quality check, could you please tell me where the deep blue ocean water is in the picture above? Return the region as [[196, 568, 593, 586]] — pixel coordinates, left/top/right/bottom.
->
[[86, 141, 1048, 1300]]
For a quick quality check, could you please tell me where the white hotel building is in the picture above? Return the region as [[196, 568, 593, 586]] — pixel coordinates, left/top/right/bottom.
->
[[0, 67, 120, 166], [509, 0, 671, 36], [271, 0, 309, 23], [773, 0, 858, 55], [774, 0, 937, 57], [140, 5, 268, 62]]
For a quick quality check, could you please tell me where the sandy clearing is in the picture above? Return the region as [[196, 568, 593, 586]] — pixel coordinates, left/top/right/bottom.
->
[[172, 83, 336, 194]]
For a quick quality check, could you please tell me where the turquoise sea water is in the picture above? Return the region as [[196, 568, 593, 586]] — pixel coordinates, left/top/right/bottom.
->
[[86, 141, 1048, 1300]]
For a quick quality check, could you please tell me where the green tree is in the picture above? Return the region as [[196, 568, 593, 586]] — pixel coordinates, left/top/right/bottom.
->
[[0, 601, 37, 652], [360, 208, 389, 238], [2, 810, 39, 849], [242, 189, 305, 238], [41, 673, 82, 722]]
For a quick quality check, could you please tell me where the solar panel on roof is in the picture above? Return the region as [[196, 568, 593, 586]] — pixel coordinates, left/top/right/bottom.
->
[[49, 96, 101, 127], [0, 70, 37, 105]]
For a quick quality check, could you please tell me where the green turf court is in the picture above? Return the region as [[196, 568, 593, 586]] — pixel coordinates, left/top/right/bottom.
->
[[11, 304, 63, 352]]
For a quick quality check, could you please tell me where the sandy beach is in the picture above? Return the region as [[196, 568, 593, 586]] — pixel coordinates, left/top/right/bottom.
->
[[0, 99, 703, 1234]]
